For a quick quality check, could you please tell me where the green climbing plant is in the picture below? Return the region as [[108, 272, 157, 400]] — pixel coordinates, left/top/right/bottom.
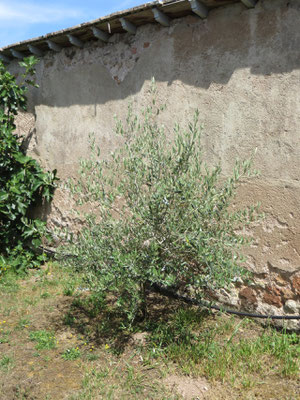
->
[[0, 56, 57, 275]]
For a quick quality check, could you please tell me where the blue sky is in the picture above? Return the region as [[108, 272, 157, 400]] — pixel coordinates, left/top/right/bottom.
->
[[0, 0, 149, 48]]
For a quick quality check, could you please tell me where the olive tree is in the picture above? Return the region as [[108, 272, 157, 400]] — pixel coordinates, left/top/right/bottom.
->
[[60, 81, 260, 323]]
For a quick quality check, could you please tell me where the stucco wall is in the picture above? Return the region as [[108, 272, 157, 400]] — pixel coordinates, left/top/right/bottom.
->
[[11, 0, 300, 326]]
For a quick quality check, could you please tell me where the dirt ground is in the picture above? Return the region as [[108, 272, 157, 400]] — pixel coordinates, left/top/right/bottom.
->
[[0, 265, 299, 400]]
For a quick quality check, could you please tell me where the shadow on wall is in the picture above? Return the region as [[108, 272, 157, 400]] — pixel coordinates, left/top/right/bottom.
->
[[16, 0, 300, 110]]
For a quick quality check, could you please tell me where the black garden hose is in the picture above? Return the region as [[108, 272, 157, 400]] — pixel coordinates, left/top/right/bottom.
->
[[149, 282, 300, 321], [40, 246, 300, 321]]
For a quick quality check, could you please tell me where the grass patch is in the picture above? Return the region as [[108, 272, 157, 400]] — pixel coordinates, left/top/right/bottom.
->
[[0, 355, 14, 372], [62, 347, 81, 361], [29, 330, 57, 350], [69, 364, 177, 400], [0, 272, 19, 294], [145, 308, 300, 382]]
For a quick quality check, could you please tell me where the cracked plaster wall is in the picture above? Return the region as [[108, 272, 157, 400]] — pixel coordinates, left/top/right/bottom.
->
[[10, 0, 300, 328]]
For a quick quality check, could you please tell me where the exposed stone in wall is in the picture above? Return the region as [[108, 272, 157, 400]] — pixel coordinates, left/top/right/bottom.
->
[[292, 275, 300, 295], [263, 286, 283, 308], [239, 287, 258, 310], [41, 24, 159, 85], [212, 274, 300, 330], [14, 112, 38, 154]]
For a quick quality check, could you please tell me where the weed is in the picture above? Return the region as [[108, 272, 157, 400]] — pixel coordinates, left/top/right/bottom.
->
[[41, 292, 51, 299], [24, 296, 39, 306], [63, 312, 77, 326], [62, 347, 81, 361], [16, 317, 30, 330], [62, 274, 82, 296], [63, 283, 77, 296], [0, 355, 14, 372], [241, 377, 254, 389], [0, 329, 10, 344], [85, 353, 99, 362], [29, 330, 56, 350]]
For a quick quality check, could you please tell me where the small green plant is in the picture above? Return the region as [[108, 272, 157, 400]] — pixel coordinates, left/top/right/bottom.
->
[[0, 57, 57, 275], [85, 352, 99, 361], [0, 330, 10, 344], [61, 80, 260, 324], [29, 329, 56, 350], [24, 296, 39, 306], [16, 317, 30, 330], [62, 347, 81, 360], [63, 281, 77, 296], [63, 312, 77, 326], [40, 291, 51, 299], [0, 355, 13, 371]]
